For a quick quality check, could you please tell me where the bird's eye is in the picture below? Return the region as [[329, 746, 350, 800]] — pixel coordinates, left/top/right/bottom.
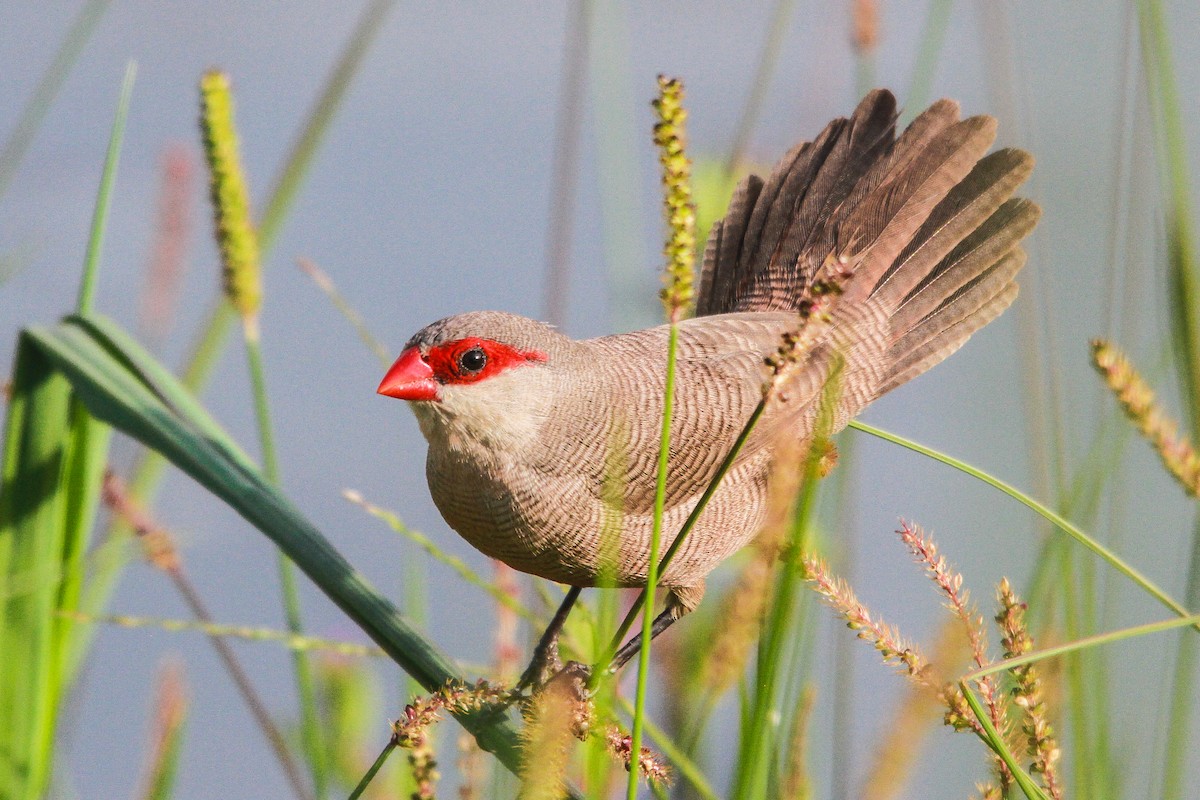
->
[[457, 346, 487, 374]]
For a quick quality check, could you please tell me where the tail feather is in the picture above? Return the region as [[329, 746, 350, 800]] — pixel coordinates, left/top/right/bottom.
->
[[883, 250, 1022, 393], [695, 89, 1039, 413], [698, 173, 763, 316], [838, 114, 998, 302], [883, 281, 1022, 398], [889, 198, 1040, 337], [764, 93, 898, 307], [698, 90, 898, 315], [872, 149, 1035, 307], [877, 98, 960, 179], [740, 130, 839, 288]]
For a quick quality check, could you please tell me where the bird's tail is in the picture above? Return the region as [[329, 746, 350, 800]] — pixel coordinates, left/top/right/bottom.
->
[[698, 89, 1039, 409]]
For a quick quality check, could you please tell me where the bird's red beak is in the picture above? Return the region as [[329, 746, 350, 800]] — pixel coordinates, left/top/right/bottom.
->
[[377, 347, 439, 401]]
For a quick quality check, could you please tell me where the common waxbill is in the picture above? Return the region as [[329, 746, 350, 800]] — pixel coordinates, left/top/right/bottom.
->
[[378, 89, 1039, 671]]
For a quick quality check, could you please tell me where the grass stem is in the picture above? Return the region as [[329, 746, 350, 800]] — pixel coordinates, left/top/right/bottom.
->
[[77, 62, 136, 315], [849, 420, 1198, 626]]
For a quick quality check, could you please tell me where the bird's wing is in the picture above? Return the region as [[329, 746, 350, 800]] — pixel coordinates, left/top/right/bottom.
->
[[531, 314, 800, 515]]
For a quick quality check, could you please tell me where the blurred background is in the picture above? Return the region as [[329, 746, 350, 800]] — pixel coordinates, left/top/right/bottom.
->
[[2, 1, 1198, 798]]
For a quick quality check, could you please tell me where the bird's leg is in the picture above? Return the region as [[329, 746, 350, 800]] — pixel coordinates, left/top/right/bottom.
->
[[603, 606, 679, 675], [516, 585, 583, 693], [598, 583, 704, 677]]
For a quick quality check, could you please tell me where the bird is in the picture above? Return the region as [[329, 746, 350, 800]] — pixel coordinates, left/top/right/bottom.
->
[[377, 89, 1039, 679]]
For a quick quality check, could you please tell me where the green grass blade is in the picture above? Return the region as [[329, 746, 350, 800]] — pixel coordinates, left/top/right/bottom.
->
[[106, 0, 397, 563], [77, 61, 136, 314], [0, 333, 111, 800], [849, 420, 1196, 625], [959, 683, 1051, 800], [903, 0, 953, 123], [257, 0, 396, 252], [0, 60, 131, 787], [53, 65, 135, 707], [59, 68, 133, 680], [0, 0, 112, 200], [24, 314, 531, 777], [964, 613, 1200, 683], [733, 366, 840, 800], [1138, 2, 1200, 796], [0, 339, 69, 799]]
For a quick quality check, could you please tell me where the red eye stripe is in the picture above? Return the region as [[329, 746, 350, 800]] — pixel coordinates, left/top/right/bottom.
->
[[424, 338, 547, 385]]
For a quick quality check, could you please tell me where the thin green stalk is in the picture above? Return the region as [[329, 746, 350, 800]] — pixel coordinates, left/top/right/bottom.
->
[[732, 411, 826, 800], [964, 613, 1200, 682], [77, 61, 136, 314], [0, 0, 111, 199], [849, 420, 1197, 625], [71, 612, 385, 656], [347, 740, 398, 800], [243, 331, 279, 484], [247, 325, 327, 799], [903, 0, 953, 123], [1139, 0, 1200, 429], [724, 0, 794, 175], [960, 683, 1051, 800], [627, 73, 695, 800], [297, 259, 391, 365], [203, 66, 326, 797], [625, 324, 678, 800], [1139, 3, 1200, 797], [395, 552, 427, 800], [1164, 515, 1200, 800], [595, 399, 767, 676], [1061, 548, 1093, 800], [1023, 399, 1136, 630], [170, 566, 313, 800], [586, 448, 623, 799], [346, 491, 537, 622], [260, 0, 397, 251], [615, 697, 720, 800], [112, 0, 395, 518], [1079, 531, 1116, 799], [824, 433, 858, 800], [585, 0, 651, 332], [542, 0, 588, 328], [775, 591, 819, 797]]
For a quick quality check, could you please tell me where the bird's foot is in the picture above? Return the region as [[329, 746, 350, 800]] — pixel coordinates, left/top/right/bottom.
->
[[542, 660, 593, 702]]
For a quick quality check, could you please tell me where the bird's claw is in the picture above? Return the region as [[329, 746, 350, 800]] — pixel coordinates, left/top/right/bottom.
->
[[517, 660, 593, 711]]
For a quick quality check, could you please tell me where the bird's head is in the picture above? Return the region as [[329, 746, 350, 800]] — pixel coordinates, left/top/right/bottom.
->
[[378, 311, 568, 449]]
